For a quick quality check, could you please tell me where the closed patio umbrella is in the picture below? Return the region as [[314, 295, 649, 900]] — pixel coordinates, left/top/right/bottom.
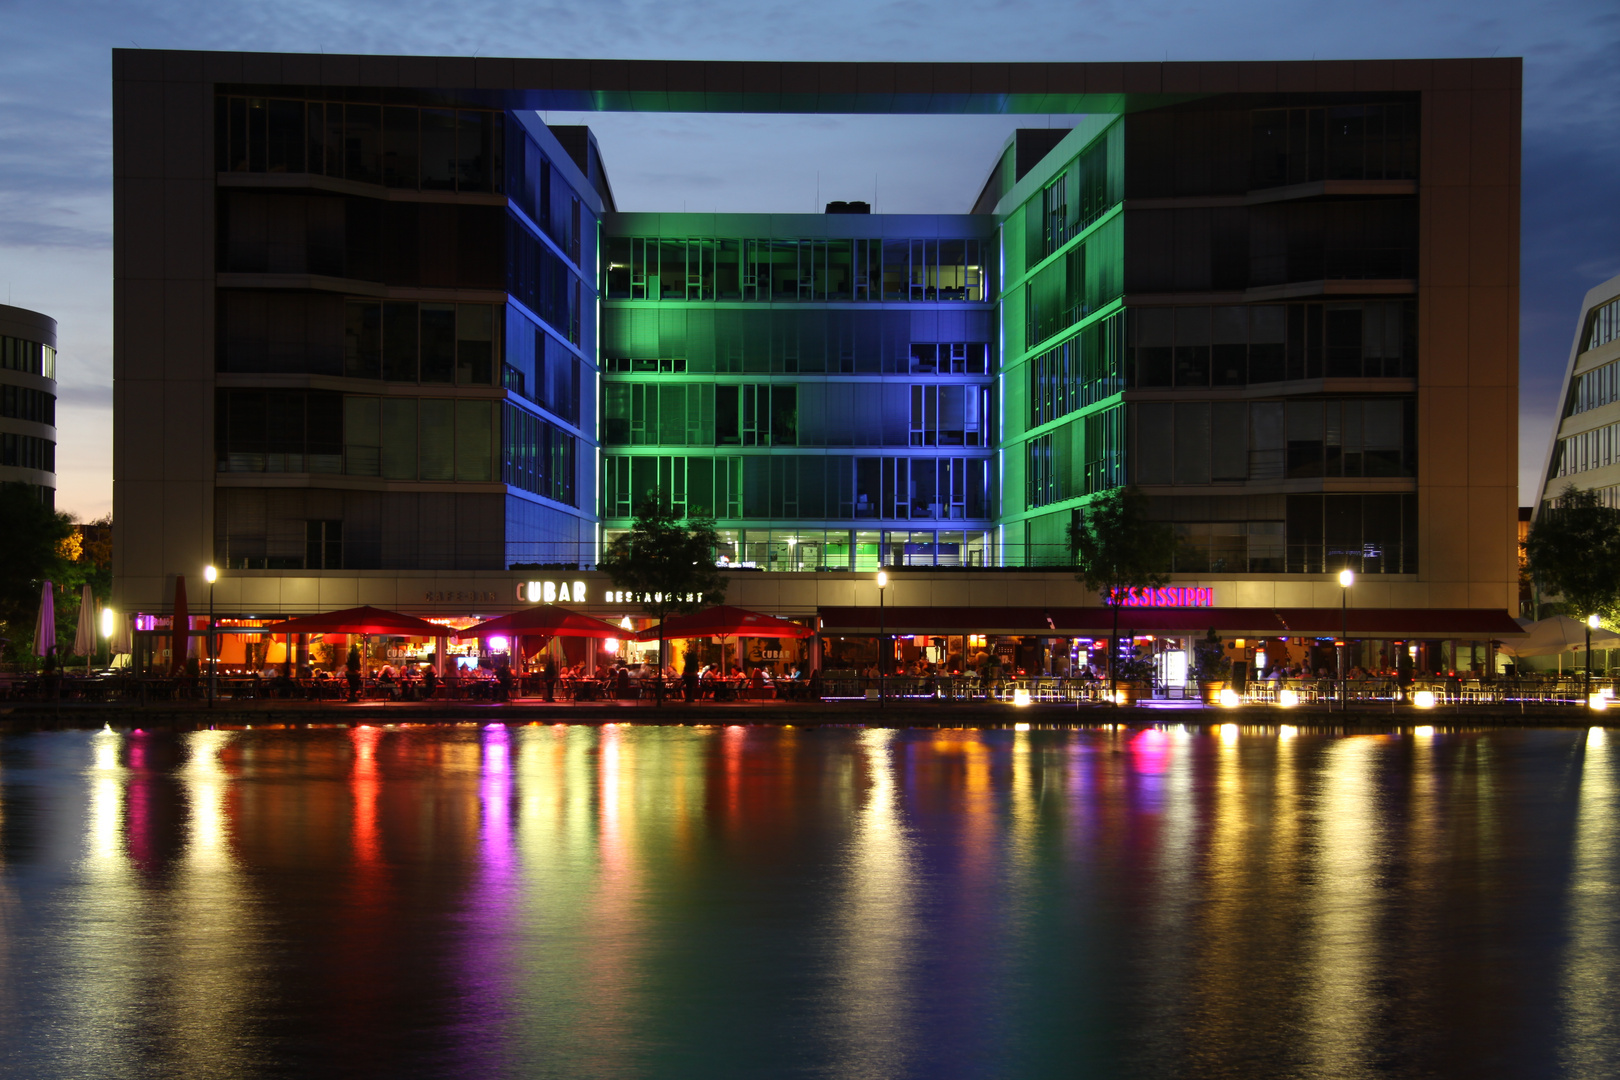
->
[[170, 575, 189, 676], [73, 583, 96, 671], [32, 580, 55, 658]]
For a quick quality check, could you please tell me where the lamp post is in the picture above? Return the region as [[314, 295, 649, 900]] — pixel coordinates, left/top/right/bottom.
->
[[1338, 568, 1355, 712], [1587, 613, 1599, 704], [204, 564, 217, 708], [877, 570, 888, 709]]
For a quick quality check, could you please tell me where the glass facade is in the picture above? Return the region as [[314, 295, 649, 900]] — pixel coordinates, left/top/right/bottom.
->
[[212, 103, 597, 571], [206, 89, 1429, 579], [600, 211, 998, 565], [1003, 98, 1421, 573]]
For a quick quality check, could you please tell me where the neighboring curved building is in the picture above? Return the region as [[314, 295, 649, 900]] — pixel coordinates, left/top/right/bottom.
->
[[1536, 272, 1620, 512], [0, 304, 57, 505]]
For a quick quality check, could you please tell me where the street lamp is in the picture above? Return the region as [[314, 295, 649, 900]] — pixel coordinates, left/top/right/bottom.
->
[[1338, 568, 1355, 712], [204, 564, 218, 708], [100, 606, 115, 668], [877, 570, 888, 708], [1588, 613, 1600, 704]]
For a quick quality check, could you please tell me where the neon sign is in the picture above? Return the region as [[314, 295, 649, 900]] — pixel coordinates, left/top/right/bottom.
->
[[1107, 586, 1214, 608], [517, 581, 588, 603]]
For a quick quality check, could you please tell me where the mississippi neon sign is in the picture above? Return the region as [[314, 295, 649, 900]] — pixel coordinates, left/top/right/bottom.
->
[[1107, 586, 1214, 608]]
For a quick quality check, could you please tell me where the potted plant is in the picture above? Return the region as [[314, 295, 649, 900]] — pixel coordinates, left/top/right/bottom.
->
[[1193, 626, 1232, 705], [1114, 646, 1155, 706]]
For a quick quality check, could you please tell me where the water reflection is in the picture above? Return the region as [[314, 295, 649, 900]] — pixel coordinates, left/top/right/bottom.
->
[[1561, 727, 1620, 1072], [825, 728, 918, 1079], [0, 724, 1614, 1078]]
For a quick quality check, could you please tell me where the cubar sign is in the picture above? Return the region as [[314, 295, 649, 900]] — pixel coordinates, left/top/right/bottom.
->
[[518, 581, 588, 604], [1107, 586, 1214, 608]]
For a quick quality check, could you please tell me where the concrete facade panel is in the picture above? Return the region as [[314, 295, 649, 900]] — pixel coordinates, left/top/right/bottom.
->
[[1468, 186, 1515, 288], [1468, 89, 1516, 187], [1424, 91, 1472, 189], [118, 81, 166, 180], [1466, 286, 1511, 387], [162, 82, 210, 179], [1423, 189, 1471, 287]]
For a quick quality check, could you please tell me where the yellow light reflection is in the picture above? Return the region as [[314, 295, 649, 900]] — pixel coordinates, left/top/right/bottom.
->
[[1306, 737, 1379, 1073], [1560, 724, 1620, 1069], [826, 729, 918, 1075]]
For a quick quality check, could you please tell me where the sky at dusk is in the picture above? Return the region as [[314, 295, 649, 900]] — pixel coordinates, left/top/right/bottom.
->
[[2, 0, 1616, 520]]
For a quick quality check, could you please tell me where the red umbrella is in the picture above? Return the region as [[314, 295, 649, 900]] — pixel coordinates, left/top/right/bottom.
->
[[171, 575, 189, 676], [634, 605, 812, 641], [455, 605, 624, 640], [259, 606, 447, 636]]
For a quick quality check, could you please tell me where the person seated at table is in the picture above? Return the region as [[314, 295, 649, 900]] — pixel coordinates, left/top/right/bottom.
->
[[422, 665, 438, 699], [748, 666, 770, 699]]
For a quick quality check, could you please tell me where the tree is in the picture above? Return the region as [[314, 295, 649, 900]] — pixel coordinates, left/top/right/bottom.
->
[[1525, 484, 1620, 622], [0, 483, 74, 661], [598, 496, 727, 703], [1068, 485, 1178, 702]]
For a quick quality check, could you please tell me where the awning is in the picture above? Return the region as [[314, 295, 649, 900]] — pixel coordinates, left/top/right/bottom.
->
[[635, 605, 814, 641], [259, 605, 448, 636], [816, 606, 1526, 640]]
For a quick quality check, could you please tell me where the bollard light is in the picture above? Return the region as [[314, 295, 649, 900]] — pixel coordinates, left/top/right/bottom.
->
[[1278, 688, 1298, 708], [1013, 688, 1031, 707], [1219, 687, 1240, 708], [1589, 692, 1608, 711], [1414, 690, 1436, 709]]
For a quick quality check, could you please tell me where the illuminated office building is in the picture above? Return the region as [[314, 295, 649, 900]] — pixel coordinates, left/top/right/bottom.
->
[[112, 53, 1520, 642]]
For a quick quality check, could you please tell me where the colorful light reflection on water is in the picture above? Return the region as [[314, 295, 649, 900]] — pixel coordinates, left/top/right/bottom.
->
[[0, 723, 1616, 1078]]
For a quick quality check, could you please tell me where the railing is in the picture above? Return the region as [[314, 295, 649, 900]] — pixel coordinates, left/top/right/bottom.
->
[[1, 672, 1615, 710]]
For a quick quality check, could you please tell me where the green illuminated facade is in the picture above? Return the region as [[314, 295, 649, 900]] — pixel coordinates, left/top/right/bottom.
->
[[600, 214, 999, 569], [603, 100, 1422, 575]]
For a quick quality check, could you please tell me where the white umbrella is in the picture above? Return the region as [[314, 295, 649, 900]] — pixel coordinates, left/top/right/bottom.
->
[[110, 612, 132, 659], [73, 583, 96, 667], [1503, 615, 1620, 658], [32, 580, 55, 658]]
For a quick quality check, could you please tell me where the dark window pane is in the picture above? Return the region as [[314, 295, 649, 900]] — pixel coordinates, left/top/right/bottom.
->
[[420, 304, 456, 383]]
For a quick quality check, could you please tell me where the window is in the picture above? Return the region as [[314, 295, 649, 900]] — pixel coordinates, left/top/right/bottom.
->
[[1026, 406, 1125, 507], [1589, 297, 1620, 352], [216, 96, 504, 193], [305, 520, 343, 569], [1131, 397, 1415, 485], [0, 433, 53, 472], [344, 300, 502, 385], [604, 235, 989, 302], [1128, 301, 1414, 387], [603, 454, 987, 522], [1250, 102, 1419, 188], [1025, 215, 1123, 347], [0, 385, 55, 425], [215, 389, 342, 474], [502, 402, 576, 506], [0, 337, 54, 378]]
